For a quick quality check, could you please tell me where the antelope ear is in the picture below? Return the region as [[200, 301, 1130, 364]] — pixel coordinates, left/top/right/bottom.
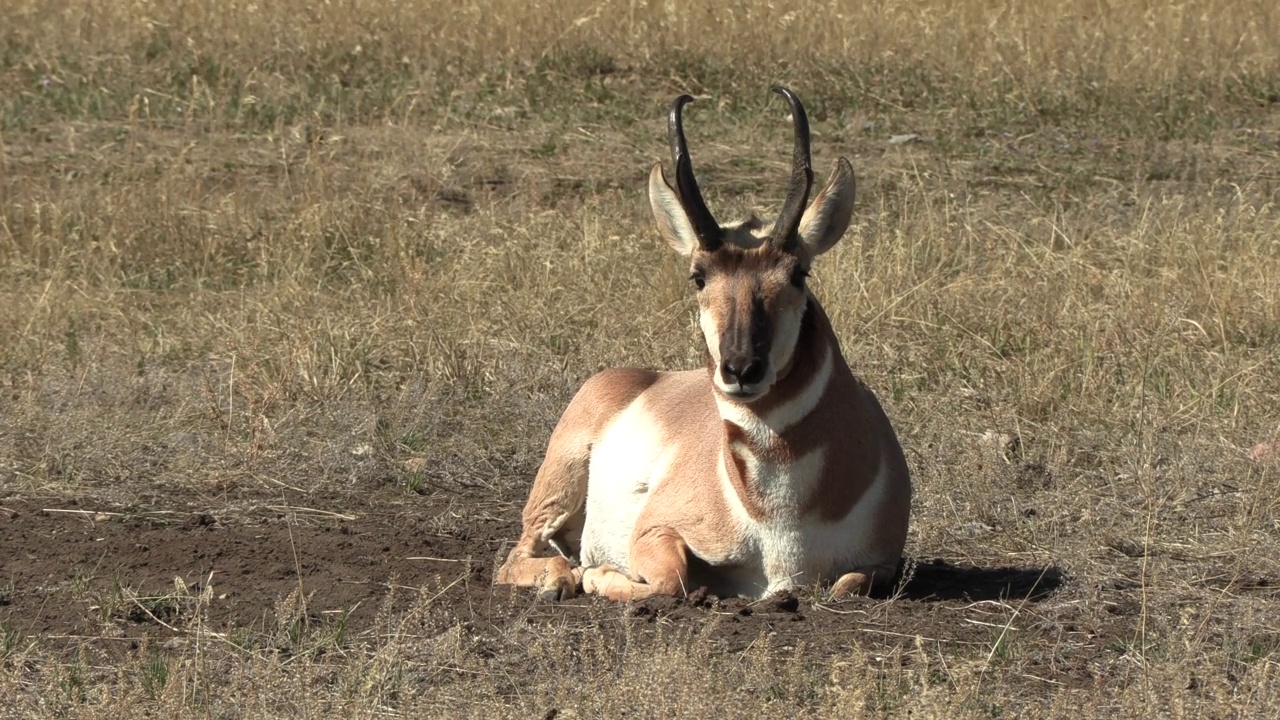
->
[[649, 163, 700, 256], [796, 158, 855, 257]]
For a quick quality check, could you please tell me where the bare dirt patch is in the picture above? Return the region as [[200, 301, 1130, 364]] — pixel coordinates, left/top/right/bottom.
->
[[0, 487, 1112, 720], [1, 489, 1065, 654], [0, 494, 486, 640]]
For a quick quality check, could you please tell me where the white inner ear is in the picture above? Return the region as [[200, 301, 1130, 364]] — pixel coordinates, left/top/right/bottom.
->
[[649, 164, 700, 256], [797, 158, 856, 257]]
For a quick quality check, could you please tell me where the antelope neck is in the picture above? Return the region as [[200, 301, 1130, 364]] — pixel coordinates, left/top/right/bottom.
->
[[715, 298, 837, 451]]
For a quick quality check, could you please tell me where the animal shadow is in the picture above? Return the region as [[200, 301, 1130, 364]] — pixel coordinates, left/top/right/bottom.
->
[[893, 558, 1065, 602]]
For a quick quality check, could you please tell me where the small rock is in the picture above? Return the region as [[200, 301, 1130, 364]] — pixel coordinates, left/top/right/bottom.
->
[[1107, 538, 1146, 558], [166, 432, 202, 450], [888, 133, 920, 145], [1250, 439, 1279, 466], [763, 591, 800, 613], [979, 430, 1021, 459], [185, 513, 215, 528], [956, 521, 996, 539], [402, 457, 429, 473], [685, 586, 711, 607]]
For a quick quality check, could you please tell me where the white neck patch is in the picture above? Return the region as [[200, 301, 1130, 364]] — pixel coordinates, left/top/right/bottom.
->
[[715, 343, 832, 442]]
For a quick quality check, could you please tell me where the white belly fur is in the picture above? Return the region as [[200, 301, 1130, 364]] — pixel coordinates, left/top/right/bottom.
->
[[721, 440, 893, 598], [578, 389, 898, 599], [793, 453, 893, 589], [579, 397, 671, 572]]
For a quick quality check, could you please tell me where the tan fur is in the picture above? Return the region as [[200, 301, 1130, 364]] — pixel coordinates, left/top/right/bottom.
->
[[496, 267, 911, 600], [493, 368, 658, 600], [496, 94, 911, 602]]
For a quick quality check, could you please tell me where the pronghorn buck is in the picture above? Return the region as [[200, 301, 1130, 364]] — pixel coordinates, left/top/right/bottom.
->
[[496, 87, 911, 602]]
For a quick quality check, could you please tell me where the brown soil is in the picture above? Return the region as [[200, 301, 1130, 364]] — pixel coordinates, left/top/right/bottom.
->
[[0, 493, 494, 639], [0, 488, 1066, 664]]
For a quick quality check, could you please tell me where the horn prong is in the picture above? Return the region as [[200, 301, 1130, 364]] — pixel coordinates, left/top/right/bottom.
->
[[769, 85, 814, 250], [668, 95, 722, 251]]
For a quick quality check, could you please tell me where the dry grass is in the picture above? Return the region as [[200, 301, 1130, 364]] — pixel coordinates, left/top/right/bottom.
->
[[2, 0, 1280, 717]]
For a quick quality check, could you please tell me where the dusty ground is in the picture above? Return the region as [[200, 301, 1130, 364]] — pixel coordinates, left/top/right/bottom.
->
[[1, 489, 1068, 656]]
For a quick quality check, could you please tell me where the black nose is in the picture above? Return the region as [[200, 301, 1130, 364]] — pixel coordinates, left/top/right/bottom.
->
[[721, 357, 767, 386]]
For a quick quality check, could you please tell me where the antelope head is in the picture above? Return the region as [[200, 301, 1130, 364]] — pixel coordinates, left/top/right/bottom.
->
[[649, 86, 857, 403]]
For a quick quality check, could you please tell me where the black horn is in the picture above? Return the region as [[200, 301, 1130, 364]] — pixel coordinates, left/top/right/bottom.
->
[[668, 95, 722, 251], [769, 86, 813, 251]]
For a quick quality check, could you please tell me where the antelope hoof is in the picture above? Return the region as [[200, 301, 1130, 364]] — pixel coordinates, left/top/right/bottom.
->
[[829, 571, 872, 600], [536, 571, 579, 602], [532, 563, 583, 602]]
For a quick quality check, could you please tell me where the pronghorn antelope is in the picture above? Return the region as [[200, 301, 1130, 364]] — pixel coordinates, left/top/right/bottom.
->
[[495, 86, 911, 602]]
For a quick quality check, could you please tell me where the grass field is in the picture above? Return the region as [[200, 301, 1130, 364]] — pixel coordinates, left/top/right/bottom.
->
[[2, 0, 1280, 716]]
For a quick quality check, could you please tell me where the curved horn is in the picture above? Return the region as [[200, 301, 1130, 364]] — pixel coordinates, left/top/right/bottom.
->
[[668, 95, 722, 251], [769, 85, 814, 251]]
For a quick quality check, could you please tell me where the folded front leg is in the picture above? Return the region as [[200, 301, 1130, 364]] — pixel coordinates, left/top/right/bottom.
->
[[582, 528, 689, 601], [496, 550, 582, 601]]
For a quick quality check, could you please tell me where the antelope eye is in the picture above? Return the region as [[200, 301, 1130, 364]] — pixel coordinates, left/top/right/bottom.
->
[[790, 266, 809, 288], [690, 272, 706, 291]]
